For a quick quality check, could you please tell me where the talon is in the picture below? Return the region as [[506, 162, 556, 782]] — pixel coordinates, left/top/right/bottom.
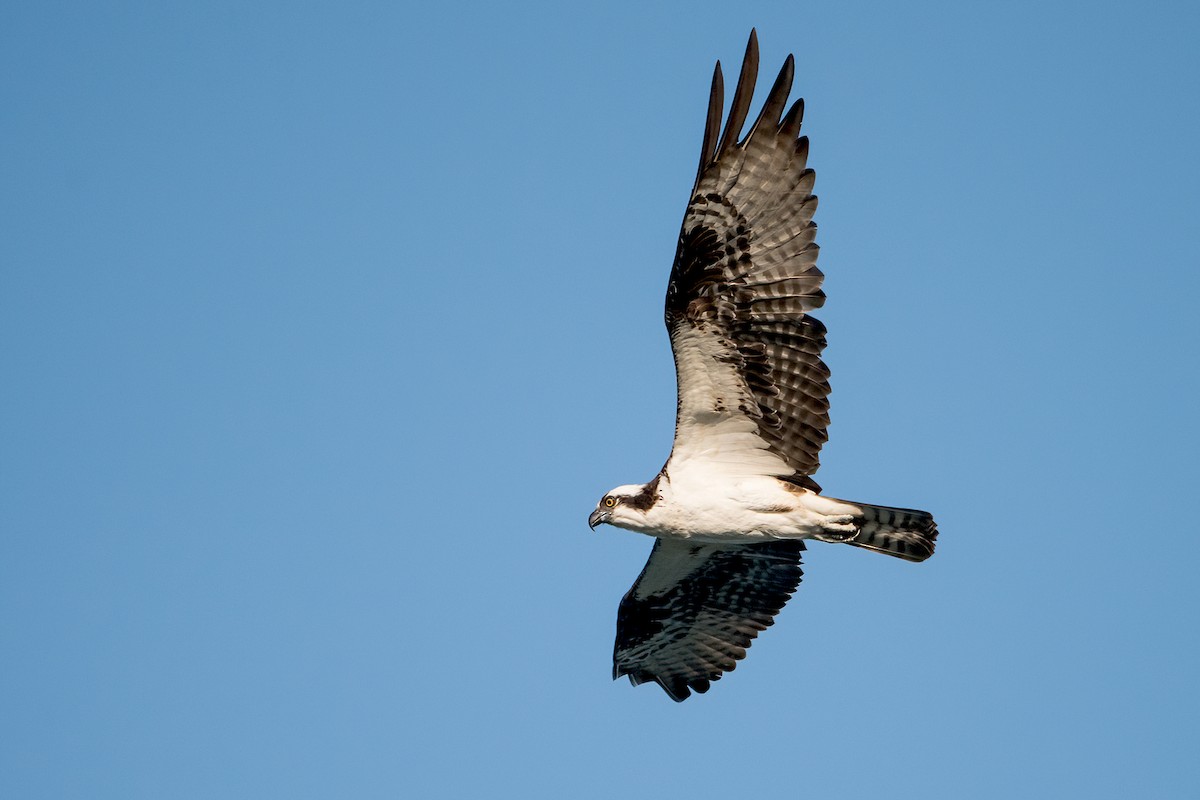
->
[[813, 515, 859, 543]]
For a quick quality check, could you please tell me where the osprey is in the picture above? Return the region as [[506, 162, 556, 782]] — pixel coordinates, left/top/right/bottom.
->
[[589, 31, 939, 702]]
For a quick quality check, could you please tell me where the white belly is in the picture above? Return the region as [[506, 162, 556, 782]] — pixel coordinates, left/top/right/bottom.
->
[[621, 473, 859, 543]]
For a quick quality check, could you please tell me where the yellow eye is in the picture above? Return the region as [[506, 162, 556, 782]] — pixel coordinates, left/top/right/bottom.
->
[[603, 497, 616, 508]]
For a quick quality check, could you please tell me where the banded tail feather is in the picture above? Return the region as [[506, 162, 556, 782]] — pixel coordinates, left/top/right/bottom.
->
[[844, 502, 938, 562]]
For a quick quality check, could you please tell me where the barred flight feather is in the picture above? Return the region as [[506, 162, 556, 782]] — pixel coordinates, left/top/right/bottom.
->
[[614, 539, 805, 702], [664, 34, 830, 481]]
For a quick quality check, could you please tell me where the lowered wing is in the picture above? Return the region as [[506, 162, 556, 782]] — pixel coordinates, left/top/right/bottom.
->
[[613, 538, 805, 701]]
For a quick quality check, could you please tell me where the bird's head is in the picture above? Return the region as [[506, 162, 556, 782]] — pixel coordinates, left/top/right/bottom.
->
[[588, 483, 655, 531]]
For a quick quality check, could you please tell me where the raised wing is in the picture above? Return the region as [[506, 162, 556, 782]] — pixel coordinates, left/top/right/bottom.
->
[[613, 538, 805, 701], [665, 31, 829, 485]]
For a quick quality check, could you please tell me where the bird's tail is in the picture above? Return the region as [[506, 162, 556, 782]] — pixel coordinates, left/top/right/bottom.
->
[[843, 502, 938, 562]]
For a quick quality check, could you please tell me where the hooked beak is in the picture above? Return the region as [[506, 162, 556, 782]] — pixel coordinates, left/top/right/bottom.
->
[[588, 509, 610, 530]]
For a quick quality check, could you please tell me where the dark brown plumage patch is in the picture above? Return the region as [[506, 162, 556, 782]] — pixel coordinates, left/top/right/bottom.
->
[[666, 220, 734, 326], [779, 473, 822, 494], [624, 474, 661, 512]]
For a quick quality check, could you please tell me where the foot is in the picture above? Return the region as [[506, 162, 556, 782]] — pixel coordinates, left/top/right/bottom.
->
[[812, 515, 858, 543]]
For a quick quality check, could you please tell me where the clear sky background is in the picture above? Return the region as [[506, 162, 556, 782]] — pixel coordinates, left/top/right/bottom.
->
[[3, 1, 1199, 797]]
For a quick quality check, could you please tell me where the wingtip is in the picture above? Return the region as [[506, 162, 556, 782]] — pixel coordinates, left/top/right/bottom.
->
[[782, 97, 805, 139], [746, 30, 760, 76], [745, 28, 761, 72], [694, 58, 725, 193], [750, 49, 796, 137], [716, 29, 761, 157], [658, 676, 694, 702]]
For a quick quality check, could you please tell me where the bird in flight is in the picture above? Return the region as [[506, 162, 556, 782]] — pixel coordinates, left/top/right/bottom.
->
[[589, 31, 939, 702]]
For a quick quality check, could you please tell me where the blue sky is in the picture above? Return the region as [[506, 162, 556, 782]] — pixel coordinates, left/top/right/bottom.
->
[[3, 1, 1199, 797]]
